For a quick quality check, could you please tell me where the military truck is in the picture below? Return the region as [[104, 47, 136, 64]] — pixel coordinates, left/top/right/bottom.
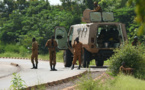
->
[[54, 9, 128, 67]]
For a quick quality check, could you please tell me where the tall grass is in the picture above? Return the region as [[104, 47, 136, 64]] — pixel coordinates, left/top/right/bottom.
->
[[107, 74, 145, 90], [77, 73, 145, 90]]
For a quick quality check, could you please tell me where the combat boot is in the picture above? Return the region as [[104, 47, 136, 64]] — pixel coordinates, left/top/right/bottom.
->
[[35, 63, 38, 69], [71, 64, 74, 70], [31, 63, 35, 69], [78, 65, 81, 70], [53, 65, 57, 71], [50, 65, 53, 71]]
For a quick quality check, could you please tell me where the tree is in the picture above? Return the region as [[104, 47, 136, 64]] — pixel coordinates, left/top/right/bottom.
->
[[127, 0, 145, 35], [83, 0, 94, 10], [99, 0, 129, 11]]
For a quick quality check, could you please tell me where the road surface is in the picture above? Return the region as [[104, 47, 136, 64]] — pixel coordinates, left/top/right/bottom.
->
[[0, 58, 107, 90]]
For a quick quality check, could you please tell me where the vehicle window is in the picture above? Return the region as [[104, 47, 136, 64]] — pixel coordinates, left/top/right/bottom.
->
[[68, 27, 74, 47], [96, 25, 123, 48], [69, 27, 73, 41]]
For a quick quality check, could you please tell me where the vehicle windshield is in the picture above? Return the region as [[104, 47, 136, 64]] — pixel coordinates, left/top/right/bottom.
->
[[96, 24, 124, 48]]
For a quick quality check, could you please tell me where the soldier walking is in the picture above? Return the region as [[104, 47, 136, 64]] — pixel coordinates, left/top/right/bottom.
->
[[71, 37, 83, 70], [31, 38, 38, 69], [45, 36, 58, 71]]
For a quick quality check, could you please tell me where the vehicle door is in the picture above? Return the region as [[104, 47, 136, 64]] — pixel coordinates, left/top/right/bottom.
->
[[54, 26, 68, 50]]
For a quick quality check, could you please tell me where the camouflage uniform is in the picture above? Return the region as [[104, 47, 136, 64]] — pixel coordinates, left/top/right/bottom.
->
[[132, 36, 140, 46], [45, 39, 57, 70], [94, 5, 102, 12], [132, 41, 140, 46], [93, 2, 102, 12], [71, 41, 83, 70], [31, 41, 38, 69]]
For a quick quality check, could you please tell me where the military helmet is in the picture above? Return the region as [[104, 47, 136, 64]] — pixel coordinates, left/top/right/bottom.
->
[[75, 37, 79, 41], [32, 37, 36, 41]]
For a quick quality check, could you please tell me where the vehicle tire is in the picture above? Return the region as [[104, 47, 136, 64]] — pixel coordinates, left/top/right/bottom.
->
[[95, 60, 98, 67], [63, 49, 73, 67], [97, 60, 104, 66], [95, 56, 104, 67], [83, 48, 91, 68]]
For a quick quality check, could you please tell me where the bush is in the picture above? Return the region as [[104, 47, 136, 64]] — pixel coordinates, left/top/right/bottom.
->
[[0, 43, 28, 55], [109, 43, 145, 79], [19, 46, 29, 57], [0, 43, 5, 53], [4, 44, 20, 53]]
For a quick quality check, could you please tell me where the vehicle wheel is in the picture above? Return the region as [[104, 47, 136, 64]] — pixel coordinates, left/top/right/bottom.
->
[[95, 57, 104, 66], [97, 60, 104, 66], [83, 48, 91, 68], [63, 49, 73, 67]]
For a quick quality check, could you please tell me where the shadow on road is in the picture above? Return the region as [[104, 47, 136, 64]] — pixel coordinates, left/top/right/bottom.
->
[[90, 65, 108, 68]]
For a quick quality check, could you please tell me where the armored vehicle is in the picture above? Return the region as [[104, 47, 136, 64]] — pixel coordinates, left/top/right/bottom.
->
[[54, 9, 128, 67]]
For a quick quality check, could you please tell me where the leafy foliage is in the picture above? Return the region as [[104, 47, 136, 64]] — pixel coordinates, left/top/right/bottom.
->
[[109, 43, 145, 79], [10, 73, 27, 90], [0, 0, 82, 54], [127, 0, 145, 35], [99, 0, 129, 11]]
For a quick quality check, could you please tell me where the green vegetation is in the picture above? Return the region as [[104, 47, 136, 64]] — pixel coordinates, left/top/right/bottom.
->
[[127, 0, 145, 35], [0, 50, 63, 62], [0, 0, 144, 54], [109, 43, 145, 79], [77, 73, 145, 90], [0, 0, 85, 54], [76, 72, 101, 90], [10, 73, 27, 90]]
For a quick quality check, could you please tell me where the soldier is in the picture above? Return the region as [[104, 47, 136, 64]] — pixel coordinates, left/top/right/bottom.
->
[[31, 38, 38, 69], [71, 37, 83, 70], [92, 1, 102, 12], [45, 36, 58, 71], [132, 36, 140, 46]]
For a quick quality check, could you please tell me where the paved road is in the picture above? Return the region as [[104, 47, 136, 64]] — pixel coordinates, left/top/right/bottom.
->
[[0, 58, 107, 90]]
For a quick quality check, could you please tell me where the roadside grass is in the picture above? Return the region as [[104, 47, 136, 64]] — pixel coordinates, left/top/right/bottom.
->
[[0, 51, 64, 62], [76, 71, 101, 90], [0, 51, 110, 65], [77, 73, 145, 90], [0, 43, 111, 65], [106, 74, 145, 90], [0, 52, 30, 58]]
